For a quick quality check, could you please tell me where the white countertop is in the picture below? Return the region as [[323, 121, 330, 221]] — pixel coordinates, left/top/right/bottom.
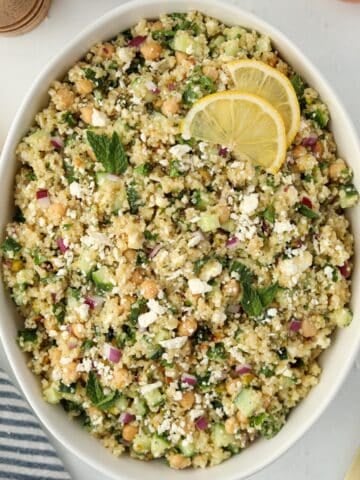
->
[[1, 0, 360, 478]]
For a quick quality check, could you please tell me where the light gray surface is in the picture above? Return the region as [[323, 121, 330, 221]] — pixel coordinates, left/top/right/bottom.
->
[[0, 0, 359, 478]]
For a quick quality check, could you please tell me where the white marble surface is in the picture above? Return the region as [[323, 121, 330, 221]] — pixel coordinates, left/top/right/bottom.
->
[[0, 0, 360, 478]]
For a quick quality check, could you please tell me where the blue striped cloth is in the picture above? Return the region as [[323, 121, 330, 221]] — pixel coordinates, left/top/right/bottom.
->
[[0, 368, 71, 480]]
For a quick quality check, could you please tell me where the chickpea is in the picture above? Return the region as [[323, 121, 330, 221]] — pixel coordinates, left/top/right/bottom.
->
[[97, 43, 115, 58], [218, 205, 230, 224], [123, 249, 137, 263], [140, 40, 162, 61], [75, 78, 93, 95], [47, 203, 66, 224], [49, 347, 61, 365], [198, 168, 211, 185], [223, 279, 240, 298], [161, 98, 180, 117], [329, 158, 347, 180], [112, 367, 132, 389], [180, 391, 195, 410], [72, 323, 85, 339], [131, 268, 144, 286], [225, 417, 239, 434], [226, 378, 241, 396], [236, 410, 248, 426], [55, 87, 75, 111], [11, 260, 23, 272], [167, 453, 191, 470], [301, 318, 317, 338], [177, 317, 197, 337], [141, 278, 159, 299], [62, 362, 79, 384], [151, 21, 163, 31], [174, 51, 195, 65], [80, 105, 93, 124], [202, 65, 218, 81], [313, 140, 324, 158], [122, 424, 138, 442], [292, 145, 306, 159]]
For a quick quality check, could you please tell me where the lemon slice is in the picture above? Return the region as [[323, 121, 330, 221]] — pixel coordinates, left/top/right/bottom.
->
[[182, 91, 287, 174], [227, 59, 300, 145]]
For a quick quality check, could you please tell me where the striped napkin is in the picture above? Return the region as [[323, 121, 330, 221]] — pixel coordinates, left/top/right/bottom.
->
[[0, 368, 71, 480]]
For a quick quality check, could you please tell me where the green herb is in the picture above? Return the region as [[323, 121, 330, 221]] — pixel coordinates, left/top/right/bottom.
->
[[53, 300, 66, 324], [126, 182, 140, 214], [86, 371, 118, 410], [306, 108, 329, 128], [59, 381, 76, 394], [63, 161, 77, 184], [297, 204, 319, 219], [87, 131, 128, 175], [62, 112, 77, 128], [259, 364, 275, 378], [127, 55, 145, 74], [68, 288, 81, 300], [60, 399, 83, 414], [136, 250, 148, 265], [144, 230, 158, 241], [81, 339, 94, 350], [191, 190, 207, 211], [134, 163, 153, 176], [241, 283, 264, 318], [13, 207, 25, 223], [194, 256, 210, 275], [207, 342, 227, 360], [193, 324, 212, 344], [152, 29, 176, 46], [230, 261, 253, 284], [169, 160, 182, 177], [18, 328, 37, 343], [116, 324, 136, 348], [182, 73, 216, 105], [149, 346, 165, 360], [258, 283, 279, 309], [1, 237, 21, 254], [128, 298, 147, 325], [250, 413, 283, 439], [33, 248, 46, 266], [262, 205, 275, 224], [196, 371, 211, 391], [290, 74, 305, 99]]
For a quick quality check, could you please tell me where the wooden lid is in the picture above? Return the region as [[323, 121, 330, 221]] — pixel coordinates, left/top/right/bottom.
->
[[0, 0, 51, 36]]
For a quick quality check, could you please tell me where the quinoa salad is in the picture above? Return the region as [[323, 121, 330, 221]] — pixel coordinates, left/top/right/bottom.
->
[[1, 11, 358, 470]]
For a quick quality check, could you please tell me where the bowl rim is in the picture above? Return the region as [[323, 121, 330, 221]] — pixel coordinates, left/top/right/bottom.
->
[[0, 0, 360, 479]]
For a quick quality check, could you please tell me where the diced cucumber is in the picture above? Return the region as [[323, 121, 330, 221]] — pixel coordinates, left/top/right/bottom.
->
[[223, 39, 240, 56], [43, 385, 61, 404], [178, 438, 196, 457], [197, 213, 220, 232], [130, 77, 156, 103], [235, 388, 262, 417], [339, 184, 359, 209], [78, 250, 96, 274], [91, 267, 114, 293], [224, 26, 246, 40], [209, 35, 225, 51], [330, 307, 352, 327], [133, 432, 152, 455], [16, 268, 34, 285], [211, 423, 234, 448], [256, 36, 271, 53], [150, 435, 170, 458], [143, 388, 163, 412], [173, 31, 201, 56], [115, 394, 129, 412], [133, 397, 148, 416]]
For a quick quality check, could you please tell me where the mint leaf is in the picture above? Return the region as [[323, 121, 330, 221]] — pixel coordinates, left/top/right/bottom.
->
[[241, 283, 263, 317], [126, 182, 140, 214], [258, 283, 279, 308], [86, 131, 128, 175], [262, 205, 275, 224], [1, 237, 21, 254], [230, 261, 253, 284], [96, 391, 118, 410]]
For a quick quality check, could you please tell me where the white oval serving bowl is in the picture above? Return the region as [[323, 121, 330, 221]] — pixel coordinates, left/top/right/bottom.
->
[[0, 1, 359, 479]]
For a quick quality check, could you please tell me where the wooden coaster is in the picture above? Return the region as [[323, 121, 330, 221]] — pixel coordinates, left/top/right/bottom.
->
[[0, 0, 51, 36], [0, 0, 37, 28]]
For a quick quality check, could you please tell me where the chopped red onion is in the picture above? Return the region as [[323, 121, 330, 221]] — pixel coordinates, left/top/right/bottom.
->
[[301, 136, 317, 147], [289, 319, 302, 332], [234, 364, 252, 376], [50, 136, 64, 150], [339, 262, 351, 279], [120, 412, 135, 424], [149, 244, 162, 259], [36, 189, 49, 199], [104, 343, 122, 363], [228, 304, 241, 314], [68, 338, 78, 350], [181, 373, 197, 386], [57, 237, 68, 254], [301, 196, 313, 209], [167, 82, 176, 91], [195, 416, 208, 431], [128, 35, 147, 47], [84, 295, 104, 310], [218, 146, 229, 157], [226, 236, 239, 248]]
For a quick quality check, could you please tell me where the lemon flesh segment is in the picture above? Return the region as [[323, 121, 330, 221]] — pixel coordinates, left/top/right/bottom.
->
[[227, 59, 300, 145], [182, 91, 287, 174]]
